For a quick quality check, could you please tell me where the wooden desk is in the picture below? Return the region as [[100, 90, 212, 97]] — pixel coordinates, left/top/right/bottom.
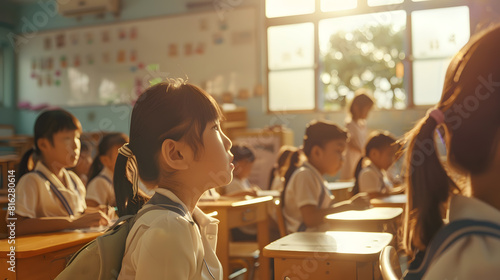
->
[[264, 231, 393, 280], [198, 196, 273, 280], [0, 231, 102, 279], [0, 155, 20, 190], [327, 181, 354, 201], [370, 194, 406, 209], [326, 207, 403, 233]]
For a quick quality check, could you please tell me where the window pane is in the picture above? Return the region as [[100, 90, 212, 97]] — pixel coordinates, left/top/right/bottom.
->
[[266, 0, 315, 18], [412, 6, 470, 59], [268, 23, 314, 70], [321, 0, 357, 12], [368, 0, 403, 6], [413, 58, 451, 105], [269, 69, 315, 111], [319, 11, 406, 110]]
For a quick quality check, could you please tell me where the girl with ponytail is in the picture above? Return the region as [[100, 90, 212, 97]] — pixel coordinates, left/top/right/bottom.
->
[[15, 109, 109, 235], [116, 80, 231, 279], [403, 25, 500, 279], [85, 132, 128, 207]]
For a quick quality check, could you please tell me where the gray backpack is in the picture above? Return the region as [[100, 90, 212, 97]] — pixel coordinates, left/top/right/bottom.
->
[[55, 193, 186, 280]]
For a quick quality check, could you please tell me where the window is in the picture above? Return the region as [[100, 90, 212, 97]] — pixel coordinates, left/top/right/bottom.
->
[[266, 0, 470, 112]]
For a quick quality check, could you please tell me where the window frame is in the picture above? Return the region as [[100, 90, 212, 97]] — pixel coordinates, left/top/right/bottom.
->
[[265, 0, 471, 114]]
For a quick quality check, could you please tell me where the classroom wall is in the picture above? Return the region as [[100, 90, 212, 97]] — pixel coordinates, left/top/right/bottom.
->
[[0, 0, 20, 127], [6, 0, 500, 145]]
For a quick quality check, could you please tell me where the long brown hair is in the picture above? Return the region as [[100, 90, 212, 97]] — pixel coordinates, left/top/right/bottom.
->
[[114, 81, 223, 217], [403, 25, 500, 259]]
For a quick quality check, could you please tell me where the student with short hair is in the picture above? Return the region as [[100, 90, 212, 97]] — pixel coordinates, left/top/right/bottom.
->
[[86, 132, 129, 207], [222, 144, 260, 196], [115, 80, 231, 279], [281, 120, 371, 233], [353, 131, 403, 198], [14, 109, 109, 236]]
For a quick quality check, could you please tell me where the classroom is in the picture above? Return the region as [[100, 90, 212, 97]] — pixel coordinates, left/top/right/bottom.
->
[[1, 0, 500, 279]]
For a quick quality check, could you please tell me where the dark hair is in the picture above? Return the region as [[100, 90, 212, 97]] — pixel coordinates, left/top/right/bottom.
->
[[349, 89, 374, 120], [88, 132, 128, 183], [19, 109, 82, 178], [403, 25, 500, 259], [114, 81, 224, 217], [352, 131, 398, 195], [267, 145, 296, 189], [302, 120, 348, 158], [281, 121, 347, 207], [231, 144, 255, 163], [280, 149, 303, 208]]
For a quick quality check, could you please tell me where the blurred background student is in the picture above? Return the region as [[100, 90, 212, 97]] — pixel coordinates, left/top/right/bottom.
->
[[86, 132, 129, 207], [14, 109, 109, 235], [352, 131, 403, 198], [340, 89, 374, 181]]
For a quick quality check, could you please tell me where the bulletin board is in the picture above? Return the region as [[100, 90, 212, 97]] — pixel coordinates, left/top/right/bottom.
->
[[17, 8, 257, 108], [232, 129, 294, 190]]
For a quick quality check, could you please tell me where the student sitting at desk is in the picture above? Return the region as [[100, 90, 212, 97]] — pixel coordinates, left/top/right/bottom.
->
[[352, 131, 404, 198], [13, 110, 109, 236], [282, 120, 371, 233], [268, 145, 304, 192], [221, 144, 261, 197], [86, 132, 128, 207]]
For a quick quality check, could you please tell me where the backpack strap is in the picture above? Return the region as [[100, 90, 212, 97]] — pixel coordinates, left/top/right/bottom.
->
[[34, 170, 76, 216], [404, 219, 500, 279]]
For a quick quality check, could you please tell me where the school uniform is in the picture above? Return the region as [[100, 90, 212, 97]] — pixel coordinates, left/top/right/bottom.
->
[[15, 161, 86, 218], [358, 164, 393, 194], [418, 195, 500, 279], [86, 167, 116, 207], [270, 175, 284, 191], [283, 162, 334, 233], [340, 120, 368, 180], [119, 188, 222, 280]]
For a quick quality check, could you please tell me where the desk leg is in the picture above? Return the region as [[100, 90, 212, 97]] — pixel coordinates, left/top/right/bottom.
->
[[217, 209, 230, 280], [257, 217, 271, 280]]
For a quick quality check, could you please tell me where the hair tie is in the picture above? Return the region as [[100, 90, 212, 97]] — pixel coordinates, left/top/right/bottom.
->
[[428, 108, 445, 125], [118, 143, 140, 196]]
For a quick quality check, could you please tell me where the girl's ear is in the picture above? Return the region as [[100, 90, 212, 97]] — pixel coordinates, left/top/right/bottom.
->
[[160, 139, 192, 171], [37, 138, 51, 153], [311, 145, 323, 159]]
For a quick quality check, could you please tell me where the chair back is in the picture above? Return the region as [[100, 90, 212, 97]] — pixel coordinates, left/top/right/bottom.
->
[[274, 199, 287, 237], [379, 245, 402, 280]]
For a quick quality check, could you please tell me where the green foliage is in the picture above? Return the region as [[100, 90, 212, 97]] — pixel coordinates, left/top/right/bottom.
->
[[322, 24, 406, 110]]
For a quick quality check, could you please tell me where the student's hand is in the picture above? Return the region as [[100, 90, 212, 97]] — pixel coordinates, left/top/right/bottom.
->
[[71, 211, 109, 229], [349, 193, 372, 211]]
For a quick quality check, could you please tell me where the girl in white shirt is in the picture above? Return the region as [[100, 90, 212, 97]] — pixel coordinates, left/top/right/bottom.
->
[[339, 90, 374, 180], [115, 80, 231, 279], [403, 25, 500, 279], [86, 132, 128, 207], [14, 109, 109, 235], [353, 131, 403, 198]]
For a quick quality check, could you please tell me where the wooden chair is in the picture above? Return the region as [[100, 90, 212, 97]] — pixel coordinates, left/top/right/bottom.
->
[[379, 245, 403, 280], [274, 199, 287, 237], [207, 211, 259, 280]]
